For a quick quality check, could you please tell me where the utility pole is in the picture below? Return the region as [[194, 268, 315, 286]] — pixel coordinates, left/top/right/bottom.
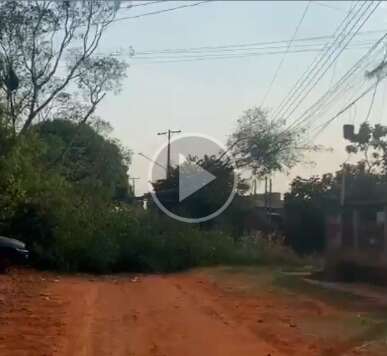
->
[[252, 178, 257, 195], [269, 178, 272, 210], [264, 176, 273, 223], [264, 176, 268, 213], [157, 129, 181, 179], [340, 167, 346, 207], [129, 177, 140, 196]]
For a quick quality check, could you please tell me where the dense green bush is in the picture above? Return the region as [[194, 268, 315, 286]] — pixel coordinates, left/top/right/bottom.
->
[[15, 196, 301, 274], [42, 206, 302, 273], [0, 121, 301, 274], [45, 206, 243, 273]]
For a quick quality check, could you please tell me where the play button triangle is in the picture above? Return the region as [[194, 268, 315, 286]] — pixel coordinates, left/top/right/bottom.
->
[[178, 154, 216, 202]]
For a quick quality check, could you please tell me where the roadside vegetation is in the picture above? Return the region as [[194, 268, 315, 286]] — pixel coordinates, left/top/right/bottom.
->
[[0, 1, 309, 274], [4, 1, 386, 276], [284, 121, 387, 256], [0, 107, 304, 273]]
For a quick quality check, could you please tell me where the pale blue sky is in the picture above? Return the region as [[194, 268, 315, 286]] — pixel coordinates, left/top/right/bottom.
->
[[95, 1, 387, 195]]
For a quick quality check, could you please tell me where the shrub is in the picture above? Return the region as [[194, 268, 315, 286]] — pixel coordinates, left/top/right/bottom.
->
[[0, 126, 301, 274], [25, 199, 302, 274], [231, 233, 302, 267]]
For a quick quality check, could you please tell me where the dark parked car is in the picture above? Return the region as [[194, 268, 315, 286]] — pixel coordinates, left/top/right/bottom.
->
[[0, 236, 29, 272]]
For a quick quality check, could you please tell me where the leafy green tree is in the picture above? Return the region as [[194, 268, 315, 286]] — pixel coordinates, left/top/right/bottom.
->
[[284, 174, 335, 254], [286, 174, 335, 202], [0, 0, 127, 134], [228, 107, 304, 177], [35, 119, 132, 202], [345, 122, 387, 174], [284, 163, 384, 255]]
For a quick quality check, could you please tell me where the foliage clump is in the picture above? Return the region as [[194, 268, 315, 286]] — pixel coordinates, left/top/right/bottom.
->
[[0, 117, 299, 273], [228, 107, 303, 177]]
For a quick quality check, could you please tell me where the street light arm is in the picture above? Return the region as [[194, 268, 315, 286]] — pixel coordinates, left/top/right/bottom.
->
[[138, 152, 167, 170]]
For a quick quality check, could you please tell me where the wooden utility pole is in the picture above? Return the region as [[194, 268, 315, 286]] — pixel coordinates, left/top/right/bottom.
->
[[129, 177, 140, 196], [264, 177, 268, 213], [157, 129, 181, 179], [252, 178, 257, 195]]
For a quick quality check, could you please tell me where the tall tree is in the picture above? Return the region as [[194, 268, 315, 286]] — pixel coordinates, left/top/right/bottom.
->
[[35, 119, 132, 202], [0, 0, 127, 134], [284, 174, 335, 254], [345, 122, 387, 175], [228, 107, 304, 177]]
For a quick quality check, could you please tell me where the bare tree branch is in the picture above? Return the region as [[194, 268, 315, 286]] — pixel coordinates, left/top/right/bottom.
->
[[0, 0, 126, 135]]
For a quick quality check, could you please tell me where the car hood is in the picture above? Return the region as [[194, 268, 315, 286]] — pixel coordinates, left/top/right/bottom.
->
[[0, 236, 26, 250]]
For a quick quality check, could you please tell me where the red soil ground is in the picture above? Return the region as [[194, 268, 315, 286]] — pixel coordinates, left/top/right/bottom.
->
[[0, 268, 384, 356]]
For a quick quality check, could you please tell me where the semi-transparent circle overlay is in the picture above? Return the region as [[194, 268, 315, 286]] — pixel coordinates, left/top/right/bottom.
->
[[148, 133, 237, 223]]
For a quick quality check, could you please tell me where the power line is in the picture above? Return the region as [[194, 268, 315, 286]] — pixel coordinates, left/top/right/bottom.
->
[[129, 43, 376, 64], [312, 81, 383, 140], [312, 78, 368, 130], [278, 2, 371, 122], [138, 152, 167, 170], [364, 77, 380, 122], [119, 1, 166, 9], [42, 1, 213, 33], [364, 46, 387, 122], [260, 1, 311, 107], [300, 51, 387, 141], [282, 1, 380, 128], [121, 0, 342, 12], [306, 78, 367, 139], [132, 40, 376, 60], [133, 29, 386, 56], [112, 0, 212, 23], [274, 27, 387, 147], [297, 46, 383, 130], [136, 37, 330, 56], [271, 1, 364, 121], [312, 1, 345, 12], [271, 2, 361, 120], [137, 35, 329, 55], [290, 29, 387, 135]]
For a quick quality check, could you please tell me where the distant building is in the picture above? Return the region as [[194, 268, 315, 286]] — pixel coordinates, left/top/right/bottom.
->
[[325, 186, 387, 283]]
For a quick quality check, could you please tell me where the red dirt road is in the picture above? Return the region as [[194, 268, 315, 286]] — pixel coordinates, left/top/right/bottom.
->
[[58, 275, 282, 356], [0, 269, 381, 356]]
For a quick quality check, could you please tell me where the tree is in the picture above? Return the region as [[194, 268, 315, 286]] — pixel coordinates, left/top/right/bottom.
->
[[284, 165, 383, 254], [284, 174, 335, 254], [0, 103, 15, 157], [345, 122, 387, 175], [0, 0, 127, 134], [228, 107, 304, 177], [286, 174, 335, 202], [35, 119, 132, 202]]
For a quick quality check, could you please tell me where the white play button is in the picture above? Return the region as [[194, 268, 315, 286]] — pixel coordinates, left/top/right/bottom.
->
[[149, 134, 237, 223], [178, 154, 216, 202]]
